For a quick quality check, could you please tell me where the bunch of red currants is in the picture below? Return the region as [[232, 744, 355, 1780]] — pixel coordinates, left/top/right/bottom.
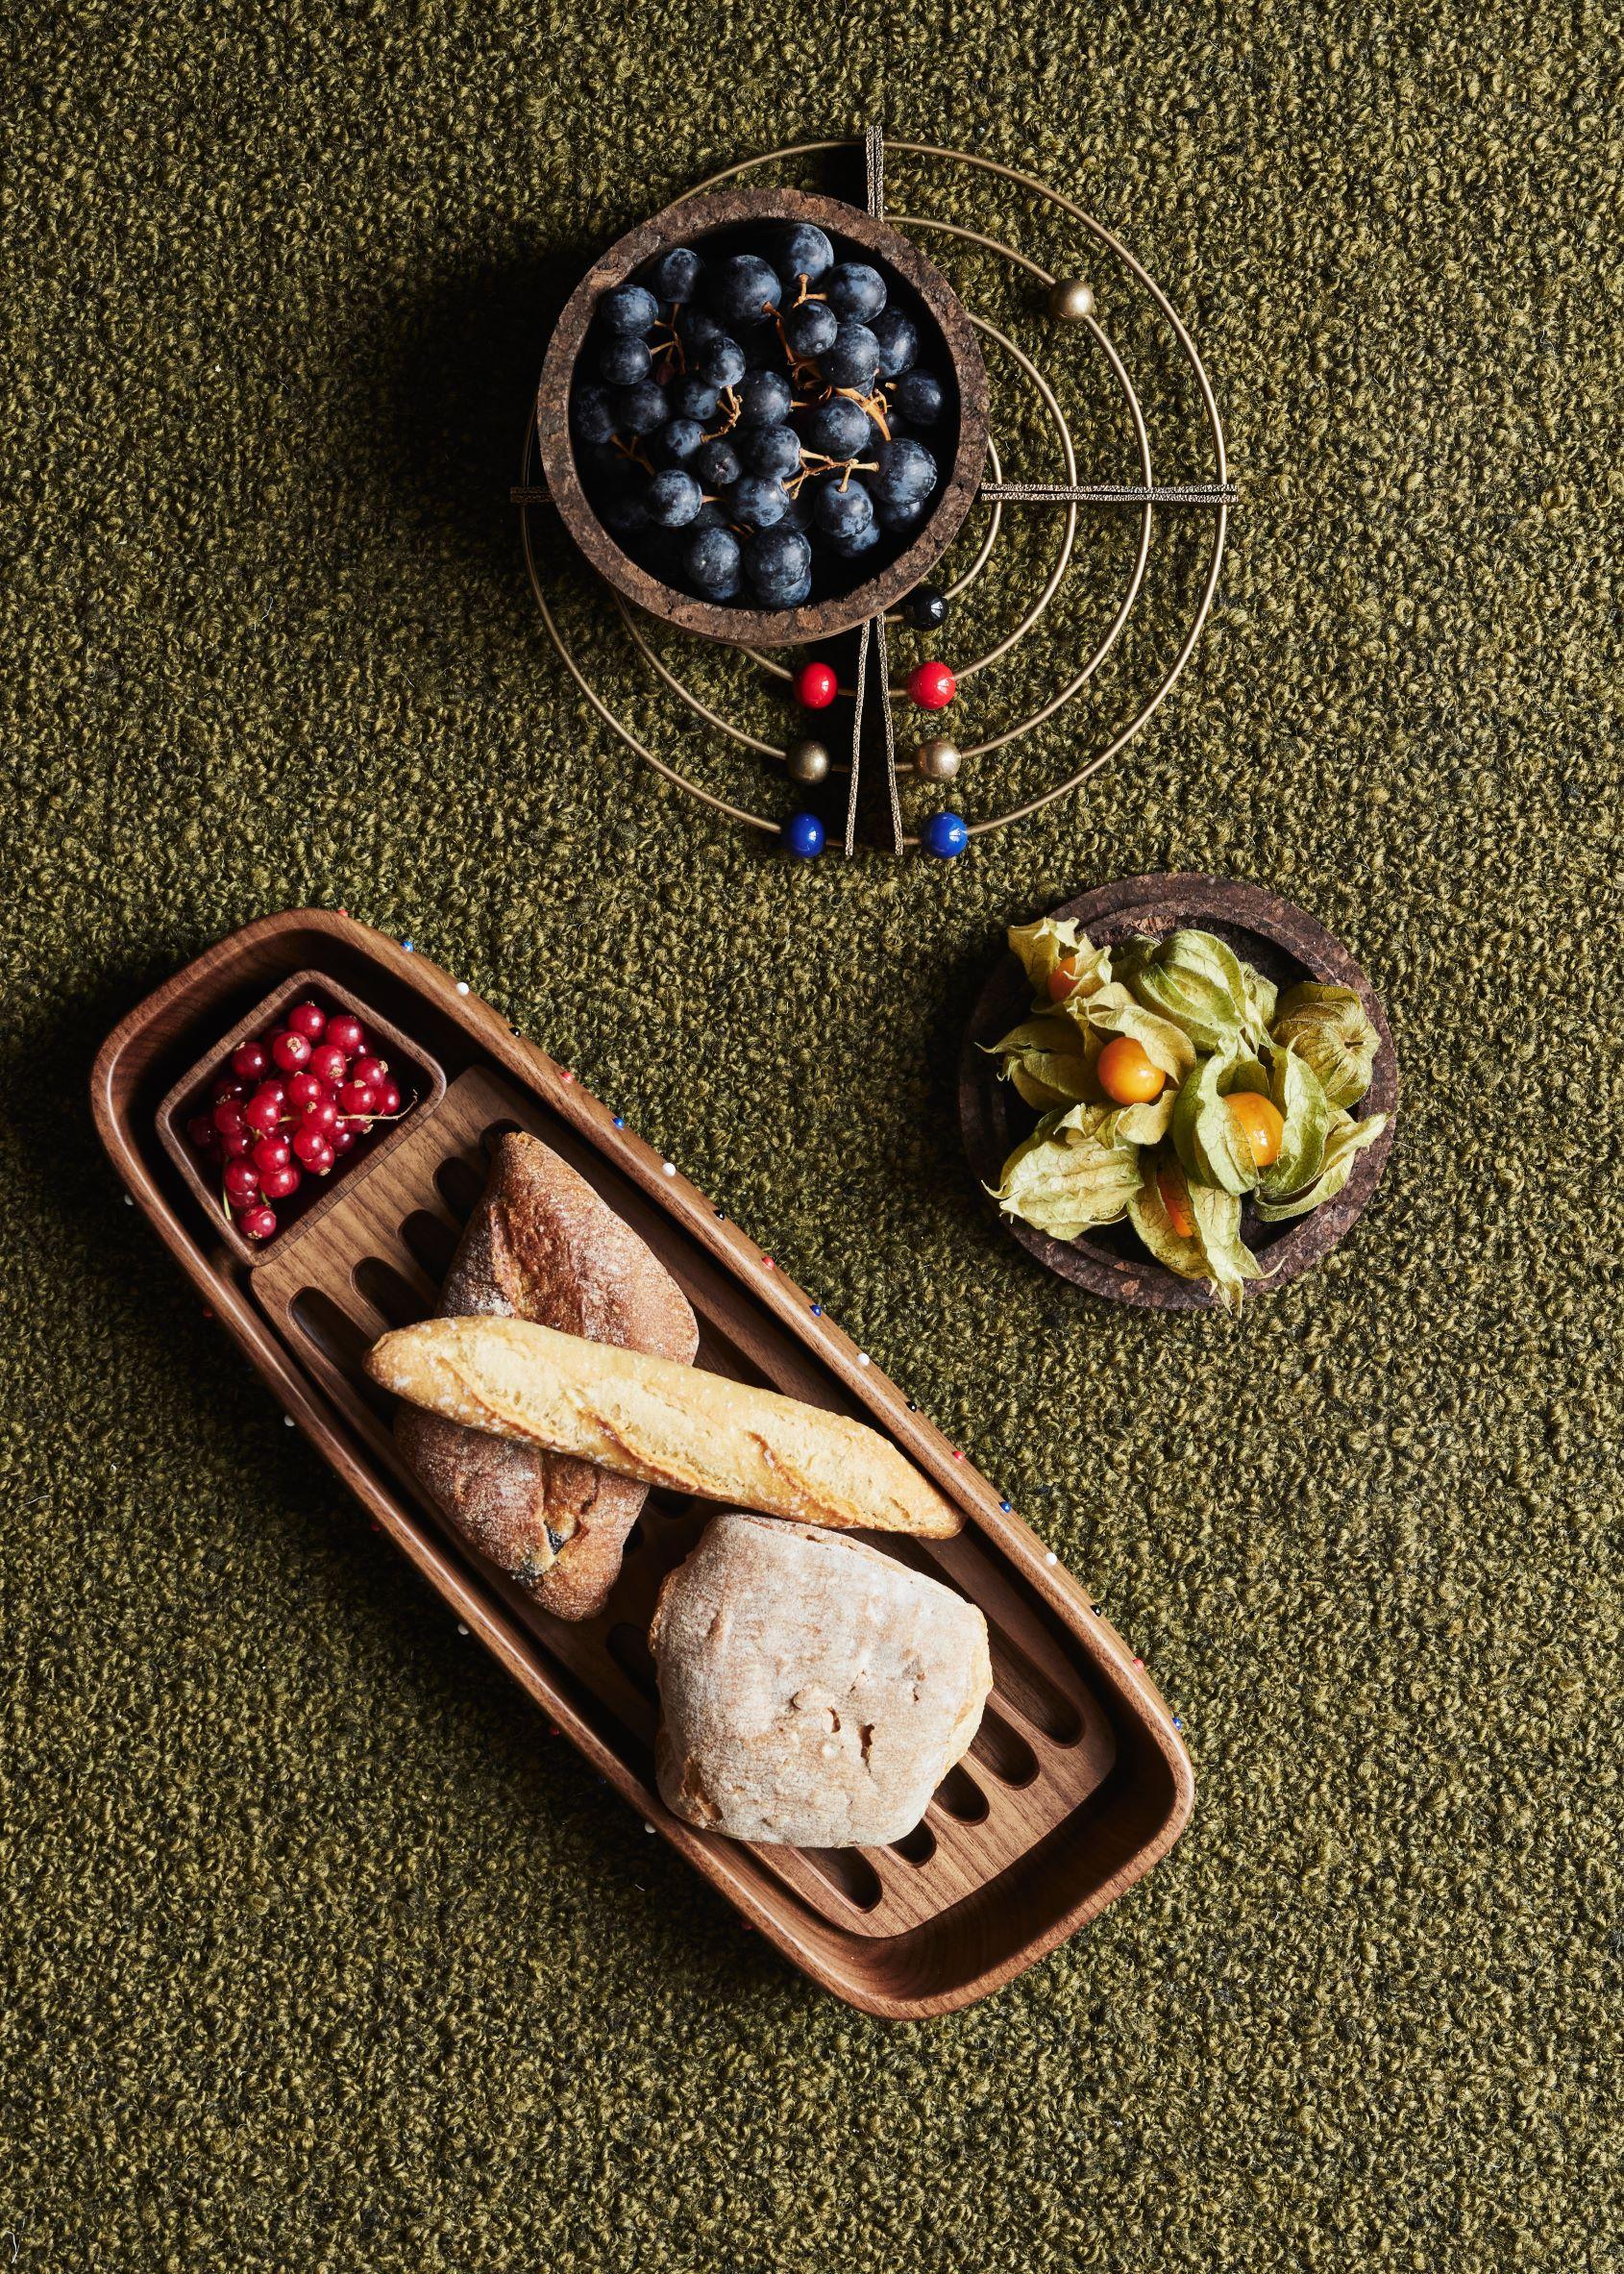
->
[[185, 999, 407, 1243]]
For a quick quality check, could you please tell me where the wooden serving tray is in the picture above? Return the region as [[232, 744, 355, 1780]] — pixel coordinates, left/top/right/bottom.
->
[[91, 909, 1193, 2018]]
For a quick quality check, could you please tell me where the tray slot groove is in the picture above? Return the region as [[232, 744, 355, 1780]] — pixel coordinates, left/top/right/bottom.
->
[[968, 1705, 1041, 1790], [434, 1156, 485, 1219], [399, 1208, 461, 1281], [353, 1254, 434, 1326], [890, 1822, 937, 1867], [933, 1763, 990, 1824]]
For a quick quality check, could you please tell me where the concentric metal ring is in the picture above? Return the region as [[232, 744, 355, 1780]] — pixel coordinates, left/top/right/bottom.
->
[[519, 138, 1228, 849]]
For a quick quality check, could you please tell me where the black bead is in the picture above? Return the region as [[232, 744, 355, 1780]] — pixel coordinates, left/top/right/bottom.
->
[[901, 582, 948, 631]]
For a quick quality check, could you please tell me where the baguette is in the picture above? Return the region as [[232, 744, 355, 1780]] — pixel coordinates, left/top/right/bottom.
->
[[366, 1316, 964, 1540]]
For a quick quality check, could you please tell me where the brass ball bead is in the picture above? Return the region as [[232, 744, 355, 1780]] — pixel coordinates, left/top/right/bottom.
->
[[785, 736, 830, 786], [1048, 277, 1096, 323], [916, 735, 962, 782]]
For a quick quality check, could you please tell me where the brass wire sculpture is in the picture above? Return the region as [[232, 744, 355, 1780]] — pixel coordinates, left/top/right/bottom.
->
[[518, 135, 1233, 852]]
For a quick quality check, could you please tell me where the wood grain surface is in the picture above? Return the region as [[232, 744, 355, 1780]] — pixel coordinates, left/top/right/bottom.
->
[[92, 908, 1193, 2016]]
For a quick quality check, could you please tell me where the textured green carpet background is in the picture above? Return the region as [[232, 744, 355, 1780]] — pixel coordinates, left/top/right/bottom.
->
[[4, 3, 1621, 2266]]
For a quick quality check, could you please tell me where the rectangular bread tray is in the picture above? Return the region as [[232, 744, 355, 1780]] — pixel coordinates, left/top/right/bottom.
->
[[90, 908, 1193, 2018]]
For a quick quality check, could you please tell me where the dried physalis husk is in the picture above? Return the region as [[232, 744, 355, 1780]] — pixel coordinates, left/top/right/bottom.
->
[[1269, 981, 1380, 1109], [1127, 1154, 1265, 1308], [1169, 1051, 1271, 1196], [983, 1013, 1100, 1110], [989, 1107, 1144, 1241], [1257, 1039, 1335, 1200], [1121, 928, 1267, 1057], [1078, 981, 1197, 1081], [1254, 1106, 1390, 1222], [1006, 917, 1112, 1007]]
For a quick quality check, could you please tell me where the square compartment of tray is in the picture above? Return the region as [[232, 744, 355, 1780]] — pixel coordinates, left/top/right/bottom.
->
[[156, 968, 447, 1268]]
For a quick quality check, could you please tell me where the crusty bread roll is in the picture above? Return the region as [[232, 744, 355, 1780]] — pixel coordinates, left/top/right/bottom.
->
[[367, 1316, 963, 1540], [393, 1133, 698, 1619], [650, 1513, 992, 1845]]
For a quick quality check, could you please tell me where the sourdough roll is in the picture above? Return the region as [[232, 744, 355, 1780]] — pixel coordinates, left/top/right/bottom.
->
[[367, 1316, 965, 1541], [392, 1133, 698, 1620], [651, 1513, 993, 1846]]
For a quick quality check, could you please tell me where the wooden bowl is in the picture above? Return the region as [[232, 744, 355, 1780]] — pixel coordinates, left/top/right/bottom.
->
[[959, 876, 1399, 1310], [97, 909, 1192, 2017], [534, 186, 990, 647], [157, 969, 447, 1269]]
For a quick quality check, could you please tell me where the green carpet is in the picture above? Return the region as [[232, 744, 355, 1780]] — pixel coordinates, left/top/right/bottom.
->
[[4, 3, 1620, 2264]]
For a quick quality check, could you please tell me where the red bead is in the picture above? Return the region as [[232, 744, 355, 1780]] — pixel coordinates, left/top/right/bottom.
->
[[793, 659, 839, 710], [908, 660, 956, 711]]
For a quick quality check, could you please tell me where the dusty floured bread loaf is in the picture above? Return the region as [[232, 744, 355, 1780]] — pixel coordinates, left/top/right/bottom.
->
[[394, 1133, 697, 1620], [649, 1513, 992, 1846], [368, 1316, 964, 1540]]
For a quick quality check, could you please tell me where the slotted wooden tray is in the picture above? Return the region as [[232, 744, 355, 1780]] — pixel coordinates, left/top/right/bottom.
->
[[91, 909, 1193, 2016]]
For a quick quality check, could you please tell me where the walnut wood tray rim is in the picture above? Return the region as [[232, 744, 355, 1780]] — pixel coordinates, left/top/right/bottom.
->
[[92, 908, 1193, 2018]]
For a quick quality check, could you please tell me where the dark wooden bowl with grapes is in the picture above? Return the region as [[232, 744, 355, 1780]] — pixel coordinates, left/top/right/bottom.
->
[[535, 188, 990, 646]]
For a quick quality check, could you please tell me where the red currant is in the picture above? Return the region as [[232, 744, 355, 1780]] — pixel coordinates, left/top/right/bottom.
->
[[235, 1204, 278, 1242], [186, 1112, 219, 1153], [298, 1094, 339, 1134], [224, 1158, 261, 1207], [793, 659, 839, 709], [244, 1086, 283, 1136], [286, 1070, 323, 1110], [292, 1125, 334, 1173], [908, 659, 956, 711], [326, 1013, 365, 1056], [329, 1125, 357, 1157], [232, 1041, 270, 1082], [376, 1079, 403, 1117], [251, 1134, 292, 1175], [337, 1078, 378, 1120], [351, 1053, 388, 1090], [286, 1001, 327, 1042], [218, 1125, 253, 1159], [211, 1076, 248, 1106], [259, 1162, 301, 1201], [212, 1100, 246, 1137], [272, 1029, 313, 1074], [308, 1042, 348, 1088]]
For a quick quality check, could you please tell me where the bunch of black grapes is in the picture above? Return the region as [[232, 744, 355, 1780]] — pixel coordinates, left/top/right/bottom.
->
[[571, 224, 948, 608]]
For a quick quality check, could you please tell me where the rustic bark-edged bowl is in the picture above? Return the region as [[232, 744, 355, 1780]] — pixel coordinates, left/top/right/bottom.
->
[[534, 187, 990, 647], [959, 875, 1399, 1310]]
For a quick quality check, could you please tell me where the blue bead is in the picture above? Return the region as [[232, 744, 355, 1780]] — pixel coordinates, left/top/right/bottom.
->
[[612, 1116, 625, 1128], [783, 810, 824, 858], [922, 810, 969, 858]]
